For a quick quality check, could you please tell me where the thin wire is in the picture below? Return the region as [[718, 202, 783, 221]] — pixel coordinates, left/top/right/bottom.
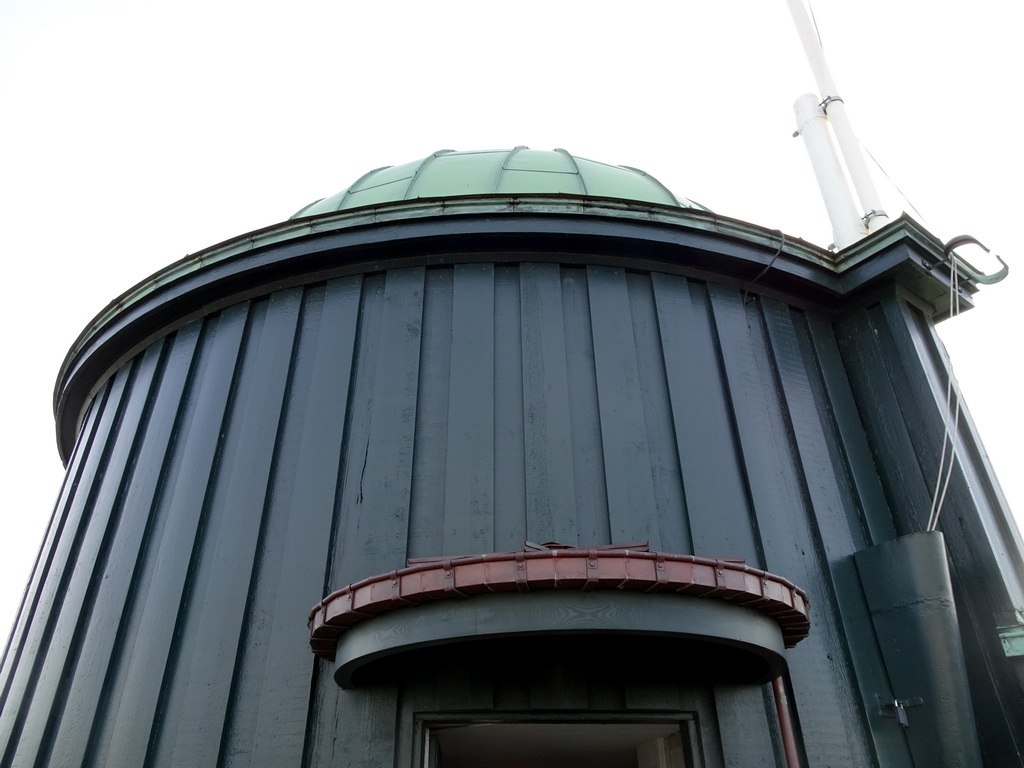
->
[[861, 144, 931, 226], [927, 252, 964, 530], [806, 0, 824, 48], [926, 261, 958, 529], [743, 231, 786, 305], [932, 264, 963, 528]]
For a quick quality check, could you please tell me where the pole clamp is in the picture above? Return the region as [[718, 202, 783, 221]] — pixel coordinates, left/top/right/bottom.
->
[[820, 94, 845, 112]]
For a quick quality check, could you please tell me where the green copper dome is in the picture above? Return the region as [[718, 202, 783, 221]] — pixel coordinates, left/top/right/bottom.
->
[[292, 147, 708, 218]]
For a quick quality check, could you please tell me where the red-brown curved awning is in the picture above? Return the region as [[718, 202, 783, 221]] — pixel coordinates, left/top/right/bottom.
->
[[309, 543, 810, 660]]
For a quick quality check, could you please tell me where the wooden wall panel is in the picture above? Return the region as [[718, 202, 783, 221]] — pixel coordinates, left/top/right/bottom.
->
[[0, 368, 130, 766], [4, 262, 956, 768]]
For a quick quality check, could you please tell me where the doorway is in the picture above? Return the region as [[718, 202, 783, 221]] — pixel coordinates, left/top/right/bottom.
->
[[424, 720, 698, 768]]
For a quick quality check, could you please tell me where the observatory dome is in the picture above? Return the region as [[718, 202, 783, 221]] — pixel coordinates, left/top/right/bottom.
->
[[291, 147, 709, 217]]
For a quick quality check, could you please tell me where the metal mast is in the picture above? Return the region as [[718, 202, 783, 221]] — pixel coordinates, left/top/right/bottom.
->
[[787, 0, 889, 247]]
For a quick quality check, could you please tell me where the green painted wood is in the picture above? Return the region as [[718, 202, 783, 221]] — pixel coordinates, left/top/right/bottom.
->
[[300, 666, 336, 767], [222, 279, 364, 767], [304, 684, 399, 768], [622, 673, 683, 712], [149, 291, 301, 768], [909, 308, 1024, 589], [761, 299, 909, 767], [951, 577, 1024, 764], [804, 314, 896, 546], [712, 684, 779, 768], [835, 307, 932, 536], [329, 273, 386, 587], [759, 683, 787, 768], [625, 272, 688, 553], [764, 303, 871, 551], [334, 592, 785, 689], [680, 684, 725, 768], [0, 368, 130, 765], [14, 228, 1022, 768], [395, 666, 440, 768], [332, 268, 424, 585], [492, 266, 527, 552], [520, 263, 577, 544], [408, 269, 453, 560], [81, 322, 206, 767], [881, 299, 1024, 604], [651, 274, 755, 559], [709, 285, 873, 767], [586, 266, 658, 547], [97, 304, 249, 767], [0, 378, 108, 713], [560, 267, 611, 546], [443, 264, 495, 555], [10, 347, 162, 768], [865, 298, 1024, 757], [49, 330, 200, 768]]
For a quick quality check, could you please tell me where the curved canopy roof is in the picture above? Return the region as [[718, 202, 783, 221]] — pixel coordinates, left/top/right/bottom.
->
[[292, 147, 708, 218]]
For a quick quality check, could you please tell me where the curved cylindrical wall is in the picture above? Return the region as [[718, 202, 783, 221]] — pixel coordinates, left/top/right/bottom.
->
[[3, 205, 1021, 767], [1, 256, 880, 767]]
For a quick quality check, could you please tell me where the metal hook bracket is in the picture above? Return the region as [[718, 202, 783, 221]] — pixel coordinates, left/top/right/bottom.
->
[[930, 234, 1010, 285]]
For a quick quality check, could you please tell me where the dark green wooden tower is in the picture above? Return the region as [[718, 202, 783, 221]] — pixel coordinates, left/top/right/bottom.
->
[[2, 148, 1022, 767]]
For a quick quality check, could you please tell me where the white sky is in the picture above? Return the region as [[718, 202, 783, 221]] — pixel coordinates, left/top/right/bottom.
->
[[1, 0, 1021, 640]]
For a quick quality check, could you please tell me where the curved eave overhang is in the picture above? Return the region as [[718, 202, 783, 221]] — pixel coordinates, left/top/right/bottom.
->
[[306, 546, 811, 689], [53, 194, 971, 462]]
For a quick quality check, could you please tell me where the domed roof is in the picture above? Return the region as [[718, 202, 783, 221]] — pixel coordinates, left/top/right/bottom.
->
[[291, 147, 708, 218]]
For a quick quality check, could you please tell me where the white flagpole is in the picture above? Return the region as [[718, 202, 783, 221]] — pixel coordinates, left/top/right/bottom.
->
[[786, 0, 890, 239]]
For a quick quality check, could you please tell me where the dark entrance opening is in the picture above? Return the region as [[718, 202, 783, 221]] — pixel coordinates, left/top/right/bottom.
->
[[425, 721, 697, 768]]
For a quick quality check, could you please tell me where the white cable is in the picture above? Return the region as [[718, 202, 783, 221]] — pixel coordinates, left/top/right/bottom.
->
[[927, 252, 964, 531]]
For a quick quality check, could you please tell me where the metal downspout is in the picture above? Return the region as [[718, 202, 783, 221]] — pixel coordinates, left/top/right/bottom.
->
[[773, 675, 803, 768]]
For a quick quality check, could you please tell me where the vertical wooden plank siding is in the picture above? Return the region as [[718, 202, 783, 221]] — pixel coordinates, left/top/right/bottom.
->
[[651, 275, 753, 559], [443, 264, 495, 555], [835, 308, 932, 536], [48, 329, 200, 768], [99, 305, 249, 768], [804, 315, 896, 546], [625, 272, 687, 553], [407, 268, 453, 561], [0, 380, 108, 712], [336, 267, 423, 582], [761, 299, 909, 766], [711, 684, 779, 768], [10, 347, 162, 768], [6, 258, 982, 768], [150, 292, 302, 768], [520, 263, 577, 544], [81, 321, 206, 766], [226, 278, 363, 768], [328, 273, 385, 587], [843, 297, 1024, 757], [492, 266, 527, 552], [329, 268, 423, 585], [0, 368, 130, 767], [307, 270, 424, 768], [559, 268, 611, 546], [586, 266, 659, 547], [709, 285, 874, 767]]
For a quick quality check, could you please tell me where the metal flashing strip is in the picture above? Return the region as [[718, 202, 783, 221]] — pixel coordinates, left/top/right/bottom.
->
[[308, 543, 810, 660]]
